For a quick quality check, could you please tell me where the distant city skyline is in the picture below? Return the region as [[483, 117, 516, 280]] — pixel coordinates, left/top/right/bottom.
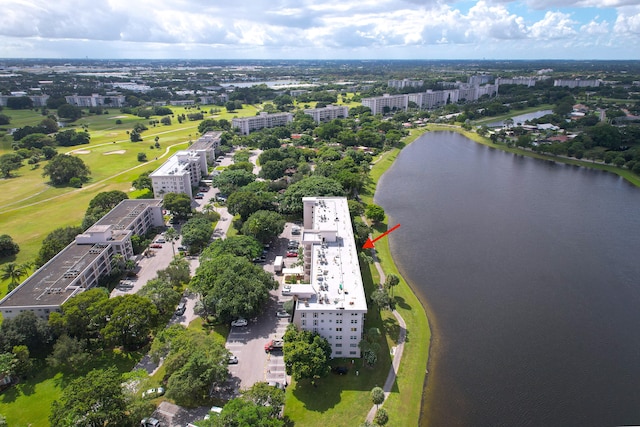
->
[[1, 0, 639, 60]]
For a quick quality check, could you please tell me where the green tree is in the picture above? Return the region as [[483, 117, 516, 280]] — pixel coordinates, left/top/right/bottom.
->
[[280, 176, 343, 215], [181, 216, 213, 253], [242, 382, 286, 417], [371, 289, 392, 310], [54, 129, 90, 146], [157, 257, 191, 288], [213, 398, 285, 426], [200, 235, 263, 262], [0, 153, 23, 178], [46, 335, 91, 372], [242, 210, 285, 243], [49, 368, 128, 427], [132, 171, 153, 191], [138, 278, 182, 316], [385, 274, 400, 297], [191, 254, 277, 321], [48, 288, 109, 345], [1, 263, 28, 291], [100, 294, 158, 350], [36, 226, 83, 267], [163, 192, 193, 219], [371, 386, 385, 409], [212, 169, 255, 196], [365, 204, 385, 223], [0, 234, 20, 258], [374, 408, 389, 426], [42, 154, 91, 186], [283, 325, 332, 382], [57, 103, 82, 121], [0, 311, 53, 356], [227, 191, 265, 220]]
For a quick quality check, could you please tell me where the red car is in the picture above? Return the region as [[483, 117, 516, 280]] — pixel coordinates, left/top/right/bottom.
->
[[286, 251, 298, 257], [150, 243, 163, 248]]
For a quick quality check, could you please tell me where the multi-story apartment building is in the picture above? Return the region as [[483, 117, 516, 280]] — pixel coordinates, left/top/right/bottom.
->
[[554, 79, 601, 88], [361, 94, 409, 115], [303, 105, 349, 123], [388, 79, 424, 89], [150, 131, 220, 199], [289, 197, 367, 358], [65, 94, 126, 108], [364, 83, 499, 113], [0, 94, 49, 107], [468, 74, 493, 85], [0, 200, 164, 320], [231, 112, 293, 135], [495, 77, 537, 87]]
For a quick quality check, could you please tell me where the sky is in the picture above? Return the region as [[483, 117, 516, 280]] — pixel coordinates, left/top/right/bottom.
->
[[0, 0, 639, 60]]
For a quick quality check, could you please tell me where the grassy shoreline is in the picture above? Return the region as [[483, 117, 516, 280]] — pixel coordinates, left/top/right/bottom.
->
[[360, 127, 432, 426]]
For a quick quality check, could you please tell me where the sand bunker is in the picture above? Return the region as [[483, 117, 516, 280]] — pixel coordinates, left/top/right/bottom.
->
[[110, 115, 128, 119], [72, 150, 91, 154], [104, 150, 126, 155]]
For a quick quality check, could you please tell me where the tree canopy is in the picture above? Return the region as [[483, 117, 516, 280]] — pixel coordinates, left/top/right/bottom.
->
[[163, 192, 193, 218], [200, 235, 263, 262], [49, 368, 128, 427], [191, 254, 277, 322], [280, 176, 344, 215], [42, 154, 91, 186], [180, 216, 214, 253], [0, 235, 20, 258], [82, 190, 128, 230], [283, 325, 332, 382], [241, 210, 285, 243]]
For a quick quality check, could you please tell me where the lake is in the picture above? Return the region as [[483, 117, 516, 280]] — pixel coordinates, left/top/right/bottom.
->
[[375, 131, 640, 426], [486, 109, 553, 127]]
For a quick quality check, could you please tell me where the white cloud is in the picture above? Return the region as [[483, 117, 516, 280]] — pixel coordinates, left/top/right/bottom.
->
[[0, 0, 637, 58]]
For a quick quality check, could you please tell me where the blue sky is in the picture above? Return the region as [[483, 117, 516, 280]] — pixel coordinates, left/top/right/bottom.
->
[[0, 0, 638, 59]]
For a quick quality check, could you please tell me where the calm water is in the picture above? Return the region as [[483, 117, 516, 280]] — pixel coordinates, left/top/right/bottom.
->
[[375, 132, 640, 427], [486, 110, 552, 127]]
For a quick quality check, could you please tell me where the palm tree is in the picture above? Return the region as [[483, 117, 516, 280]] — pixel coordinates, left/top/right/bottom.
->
[[1, 262, 28, 291], [164, 228, 179, 257]]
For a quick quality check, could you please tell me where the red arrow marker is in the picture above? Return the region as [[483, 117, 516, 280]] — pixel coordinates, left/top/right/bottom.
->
[[363, 224, 401, 249]]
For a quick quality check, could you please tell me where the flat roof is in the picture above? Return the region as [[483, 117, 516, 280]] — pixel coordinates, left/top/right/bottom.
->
[[0, 242, 109, 308], [150, 150, 201, 177], [189, 131, 221, 151], [94, 199, 163, 230], [297, 197, 367, 312]]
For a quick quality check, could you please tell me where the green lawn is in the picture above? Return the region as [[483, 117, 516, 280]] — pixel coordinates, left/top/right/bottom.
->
[[0, 349, 142, 427]]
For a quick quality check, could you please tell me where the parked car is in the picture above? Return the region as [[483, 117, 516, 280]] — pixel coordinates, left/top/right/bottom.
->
[[231, 318, 248, 327], [150, 243, 163, 249], [177, 246, 187, 252], [175, 302, 186, 316], [291, 226, 301, 235], [141, 417, 161, 427], [276, 310, 289, 318], [142, 387, 165, 398], [252, 256, 266, 264], [281, 285, 292, 296], [194, 194, 204, 199], [228, 355, 238, 364], [286, 251, 298, 257], [264, 339, 284, 352], [155, 238, 166, 243]]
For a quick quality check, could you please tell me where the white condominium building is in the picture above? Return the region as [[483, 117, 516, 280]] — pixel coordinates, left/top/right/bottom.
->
[[150, 149, 208, 199], [554, 79, 601, 88], [388, 79, 424, 89], [303, 105, 349, 123], [495, 77, 537, 87], [0, 200, 164, 320], [361, 94, 409, 115], [150, 131, 220, 199], [232, 112, 293, 135], [65, 94, 126, 107], [289, 197, 368, 358]]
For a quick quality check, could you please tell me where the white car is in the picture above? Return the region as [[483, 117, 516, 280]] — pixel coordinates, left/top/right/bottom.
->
[[142, 387, 165, 398], [155, 238, 166, 244], [228, 355, 238, 364], [231, 318, 248, 327], [281, 285, 292, 296]]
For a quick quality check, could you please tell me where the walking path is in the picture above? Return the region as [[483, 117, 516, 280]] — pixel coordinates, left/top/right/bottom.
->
[[364, 246, 408, 423]]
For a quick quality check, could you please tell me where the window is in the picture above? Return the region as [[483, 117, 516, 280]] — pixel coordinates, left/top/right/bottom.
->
[[313, 320, 318, 326], [336, 351, 343, 355], [313, 313, 318, 318], [336, 319, 342, 324], [351, 327, 357, 332], [350, 335, 358, 340], [350, 343, 358, 347], [336, 343, 342, 348], [336, 327, 342, 331], [301, 313, 306, 318], [302, 320, 306, 326], [351, 319, 357, 324], [349, 351, 357, 355], [336, 336, 342, 340]]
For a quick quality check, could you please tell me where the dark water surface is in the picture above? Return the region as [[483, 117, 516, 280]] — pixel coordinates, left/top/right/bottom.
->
[[375, 132, 640, 427]]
